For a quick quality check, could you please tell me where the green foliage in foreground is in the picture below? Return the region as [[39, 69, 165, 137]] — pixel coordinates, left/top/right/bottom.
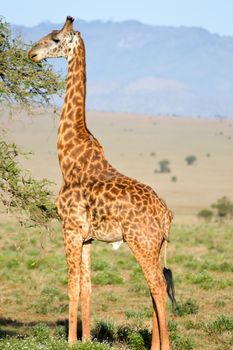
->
[[1, 223, 233, 350], [0, 17, 64, 227], [1, 314, 232, 350], [0, 337, 111, 350], [0, 137, 58, 227], [0, 323, 112, 349], [1, 315, 232, 350], [0, 17, 65, 105], [0, 321, 198, 350]]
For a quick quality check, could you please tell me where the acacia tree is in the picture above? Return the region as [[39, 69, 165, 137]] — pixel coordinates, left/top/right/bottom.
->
[[0, 17, 64, 227], [0, 18, 64, 105]]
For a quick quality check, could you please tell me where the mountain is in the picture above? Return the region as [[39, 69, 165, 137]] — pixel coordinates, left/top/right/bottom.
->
[[12, 19, 233, 117]]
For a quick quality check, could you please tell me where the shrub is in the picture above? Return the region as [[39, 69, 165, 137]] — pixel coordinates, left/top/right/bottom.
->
[[211, 196, 233, 220], [205, 314, 233, 335], [31, 323, 50, 341], [173, 299, 199, 316], [197, 209, 213, 222], [93, 320, 116, 343], [185, 155, 197, 165], [116, 325, 131, 342], [127, 332, 147, 350], [168, 320, 178, 333]]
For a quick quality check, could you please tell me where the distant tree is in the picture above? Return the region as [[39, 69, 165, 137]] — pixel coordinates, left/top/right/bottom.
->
[[0, 17, 64, 227], [171, 176, 177, 182], [150, 152, 156, 157], [198, 196, 233, 222], [197, 209, 213, 222], [158, 159, 171, 173], [211, 196, 233, 220], [185, 155, 197, 165]]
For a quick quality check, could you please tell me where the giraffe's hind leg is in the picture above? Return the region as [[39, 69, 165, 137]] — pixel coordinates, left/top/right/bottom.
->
[[150, 272, 170, 350], [151, 306, 160, 349], [126, 232, 170, 350], [80, 241, 92, 340]]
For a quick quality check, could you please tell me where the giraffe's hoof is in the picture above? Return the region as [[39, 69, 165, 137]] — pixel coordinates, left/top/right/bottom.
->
[[68, 339, 77, 347]]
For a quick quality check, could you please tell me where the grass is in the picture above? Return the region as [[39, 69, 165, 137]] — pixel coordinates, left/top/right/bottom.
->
[[0, 221, 233, 349], [173, 299, 199, 317]]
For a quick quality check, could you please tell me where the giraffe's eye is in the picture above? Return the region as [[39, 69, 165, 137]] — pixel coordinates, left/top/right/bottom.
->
[[52, 38, 60, 43]]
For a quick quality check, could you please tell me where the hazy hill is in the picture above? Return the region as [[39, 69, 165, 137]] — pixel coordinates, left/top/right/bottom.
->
[[12, 19, 233, 117]]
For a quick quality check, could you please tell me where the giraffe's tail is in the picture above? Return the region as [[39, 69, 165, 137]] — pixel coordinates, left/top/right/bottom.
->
[[162, 210, 176, 308], [163, 266, 176, 308]]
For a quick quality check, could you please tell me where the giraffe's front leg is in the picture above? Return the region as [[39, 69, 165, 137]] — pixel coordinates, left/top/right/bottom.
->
[[64, 230, 83, 345], [80, 241, 92, 340]]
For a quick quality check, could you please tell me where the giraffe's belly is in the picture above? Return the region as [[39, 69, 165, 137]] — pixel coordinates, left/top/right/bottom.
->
[[89, 219, 123, 243]]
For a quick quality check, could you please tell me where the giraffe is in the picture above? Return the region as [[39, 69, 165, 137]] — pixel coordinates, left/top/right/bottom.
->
[[28, 17, 175, 350]]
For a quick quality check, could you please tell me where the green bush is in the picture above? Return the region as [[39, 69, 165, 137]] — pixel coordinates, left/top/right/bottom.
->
[[93, 320, 116, 343], [31, 323, 50, 341], [205, 314, 233, 335], [127, 332, 147, 350], [168, 320, 178, 333], [173, 299, 199, 316]]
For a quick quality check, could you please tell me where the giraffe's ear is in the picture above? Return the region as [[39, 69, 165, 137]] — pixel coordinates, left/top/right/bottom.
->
[[62, 16, 75, 32]]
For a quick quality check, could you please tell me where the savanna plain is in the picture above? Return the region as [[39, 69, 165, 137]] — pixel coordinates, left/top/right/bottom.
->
[[0, 108, 233, 349]]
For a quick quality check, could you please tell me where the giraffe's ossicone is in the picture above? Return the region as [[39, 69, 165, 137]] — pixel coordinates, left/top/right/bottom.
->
[[28, 16, 175, 350]]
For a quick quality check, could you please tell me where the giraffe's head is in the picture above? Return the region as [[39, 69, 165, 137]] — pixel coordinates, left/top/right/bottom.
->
[[28, 16, 80, 62]]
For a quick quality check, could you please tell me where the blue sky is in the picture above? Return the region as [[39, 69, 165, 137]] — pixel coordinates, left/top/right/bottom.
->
[[2, 0, 233, 36]]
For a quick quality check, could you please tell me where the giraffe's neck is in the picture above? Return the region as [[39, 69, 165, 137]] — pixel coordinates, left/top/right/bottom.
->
[[60, 37, 88, 136], [57, 37, 105, 181]]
